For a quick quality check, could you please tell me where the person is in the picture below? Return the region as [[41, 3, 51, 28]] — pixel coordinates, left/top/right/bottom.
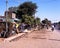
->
[[13, 24, 18, 34], [20, 23, 26, 32], [51, 26, 54, 31]]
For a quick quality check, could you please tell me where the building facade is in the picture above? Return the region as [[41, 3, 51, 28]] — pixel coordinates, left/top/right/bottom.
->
[[0, 16, 5, 22], [5, 11, 16, 19]]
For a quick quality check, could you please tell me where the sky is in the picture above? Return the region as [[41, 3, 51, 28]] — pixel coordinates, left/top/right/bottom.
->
[[0, 0, 60, 23]]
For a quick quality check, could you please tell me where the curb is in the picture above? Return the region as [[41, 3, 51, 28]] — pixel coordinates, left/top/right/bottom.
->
[[4, 33, 25, 42], [4, 30, 32, 42]]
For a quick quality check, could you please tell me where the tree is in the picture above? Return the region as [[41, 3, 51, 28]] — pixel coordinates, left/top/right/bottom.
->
[[42, 18, 51, 25], [8, 2, 41, 27], [21, 15, 34, 25], [34, 17, 40, 25], [16, 1, 37, 19], [42, 18, 51, 29], [42, 18, 48, 24], [8, 7, 18, 12]]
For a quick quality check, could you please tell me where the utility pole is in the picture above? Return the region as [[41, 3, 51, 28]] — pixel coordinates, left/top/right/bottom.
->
[[6, 0, 8, 11], [4, 0, 8, 37], [6, 0, 8, 29]]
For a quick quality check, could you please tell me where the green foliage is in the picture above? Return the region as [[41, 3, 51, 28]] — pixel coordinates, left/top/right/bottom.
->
[[8, 7, 18, 12], [34, 17, 40, 25], [16, 1, 37, 19], [8, 1, 41, 26], [21, 15, 35, 25], [42, 18, 48, 24], [42, 18, 51, 26]]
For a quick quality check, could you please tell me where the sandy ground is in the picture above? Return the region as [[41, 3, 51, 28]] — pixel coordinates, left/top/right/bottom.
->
[[0, 38, 4, 42], [0, 29, 60, 48]]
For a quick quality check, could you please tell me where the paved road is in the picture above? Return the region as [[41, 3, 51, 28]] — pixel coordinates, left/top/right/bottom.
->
[[0, 29, 60, 48]]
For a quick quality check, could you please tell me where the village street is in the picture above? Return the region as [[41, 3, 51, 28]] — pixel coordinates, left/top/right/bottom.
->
[[0, 29, 60, 48]]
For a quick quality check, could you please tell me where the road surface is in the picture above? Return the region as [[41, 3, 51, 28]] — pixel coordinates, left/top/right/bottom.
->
[[0, 29, 60, 48]]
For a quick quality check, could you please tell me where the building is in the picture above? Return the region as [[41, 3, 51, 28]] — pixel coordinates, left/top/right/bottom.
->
[[5, 11, 16, 19], [0, 10, 19, 23], [0, 16, 5, 22]]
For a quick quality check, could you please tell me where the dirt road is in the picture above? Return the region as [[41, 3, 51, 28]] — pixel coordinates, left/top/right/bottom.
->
[[0, 29, 60, 48]]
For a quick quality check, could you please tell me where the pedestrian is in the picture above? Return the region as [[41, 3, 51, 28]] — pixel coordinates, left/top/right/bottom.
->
[[13, 24, 18, 34], [51, 27, 54, 31]]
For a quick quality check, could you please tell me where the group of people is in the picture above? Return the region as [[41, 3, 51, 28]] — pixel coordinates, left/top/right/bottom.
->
[[0, 22, 55, 37], [12, 23, 31, 34], [0, 23, 6, 37], [0, 22, 31, 37]]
